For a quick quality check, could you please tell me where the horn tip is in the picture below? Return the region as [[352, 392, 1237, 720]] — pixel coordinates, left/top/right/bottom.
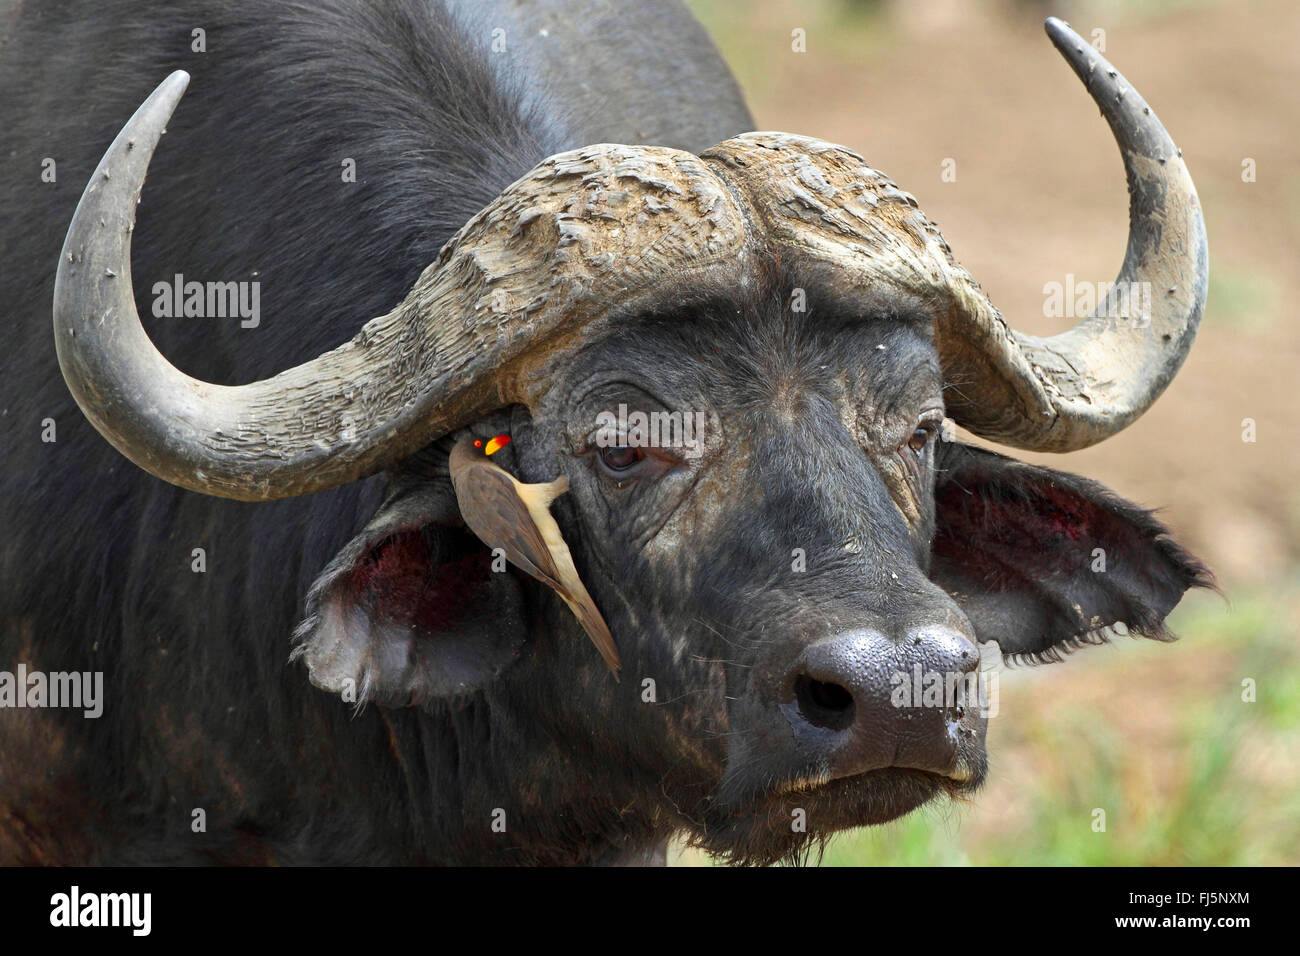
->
[[1042, 16, 1073, 39], [1043, 18, 1092, 75], [159, 70, 192, 105], [1042, 14, 1176, 160]]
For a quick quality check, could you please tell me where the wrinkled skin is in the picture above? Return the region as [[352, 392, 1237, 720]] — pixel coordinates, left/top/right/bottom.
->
[[304, 265, 1207, 865]]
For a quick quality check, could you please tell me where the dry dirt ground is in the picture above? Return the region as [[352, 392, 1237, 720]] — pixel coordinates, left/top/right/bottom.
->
[[679, 0, 1299, 864]]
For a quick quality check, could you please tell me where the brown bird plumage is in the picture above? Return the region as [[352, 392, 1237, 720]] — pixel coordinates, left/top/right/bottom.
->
[[449, 435, 620, 677]]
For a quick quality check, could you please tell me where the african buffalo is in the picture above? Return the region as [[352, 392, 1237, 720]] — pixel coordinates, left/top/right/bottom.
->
[[0, 1, 1209, 865]]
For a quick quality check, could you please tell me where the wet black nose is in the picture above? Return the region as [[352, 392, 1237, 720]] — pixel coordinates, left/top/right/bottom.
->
[[786, 626, 982, 778]]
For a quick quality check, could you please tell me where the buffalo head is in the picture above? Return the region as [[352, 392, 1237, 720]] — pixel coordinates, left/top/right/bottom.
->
[[52, 20, 1211, 864]]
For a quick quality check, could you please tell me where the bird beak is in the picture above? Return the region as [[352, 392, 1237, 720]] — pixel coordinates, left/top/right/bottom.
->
[[484, 434, 511, 456]]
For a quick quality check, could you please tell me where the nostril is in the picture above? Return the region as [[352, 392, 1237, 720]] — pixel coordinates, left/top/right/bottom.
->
[[794, 674, 856, 732]]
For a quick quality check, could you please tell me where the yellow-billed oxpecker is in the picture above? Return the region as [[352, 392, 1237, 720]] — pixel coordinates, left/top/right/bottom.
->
[[449, 434, 621, 677]]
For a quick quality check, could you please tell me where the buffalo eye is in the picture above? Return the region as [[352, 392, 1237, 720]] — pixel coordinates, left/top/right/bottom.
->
[[598, 445, 644, 473]]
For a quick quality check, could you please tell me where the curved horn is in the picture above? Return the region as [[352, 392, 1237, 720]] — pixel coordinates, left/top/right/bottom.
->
[[54, 72, 746, 500], [702, 19, 1208, 453], [936, 17, 1209, 450]]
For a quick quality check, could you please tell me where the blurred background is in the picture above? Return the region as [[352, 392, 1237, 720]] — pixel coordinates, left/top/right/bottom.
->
[[675, 0, 1299, 865]]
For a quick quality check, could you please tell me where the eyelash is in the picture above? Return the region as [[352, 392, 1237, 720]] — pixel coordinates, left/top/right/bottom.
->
[[903, 416, 943, 462]]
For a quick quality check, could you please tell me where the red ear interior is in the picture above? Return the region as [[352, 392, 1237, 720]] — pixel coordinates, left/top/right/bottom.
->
[[930, 447, 1213, 663], [344, 526, 494, 636], [934, 474, 1137, 590]]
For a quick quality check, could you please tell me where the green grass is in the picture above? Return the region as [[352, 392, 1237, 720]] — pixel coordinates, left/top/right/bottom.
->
[[1204, 265, 1280, 333]]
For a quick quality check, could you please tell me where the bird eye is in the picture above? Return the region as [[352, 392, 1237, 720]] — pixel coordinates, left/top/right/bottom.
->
[[598, 445, 644, 473]]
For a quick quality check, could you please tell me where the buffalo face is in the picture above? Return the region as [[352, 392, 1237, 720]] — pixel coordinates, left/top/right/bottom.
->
[[532, 281, 987, 849]]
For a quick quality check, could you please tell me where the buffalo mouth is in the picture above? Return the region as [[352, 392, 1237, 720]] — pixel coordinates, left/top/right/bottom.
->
[[751, 757, 987, 818], [700, 709, 990, 854], [694, 763, 986, 865], [774, 760, 985, 801]]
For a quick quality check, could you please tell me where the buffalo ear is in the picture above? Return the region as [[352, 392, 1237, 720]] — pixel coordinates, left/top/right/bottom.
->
[[929, 441, 1214, 663], [292, 467, 526, 706]]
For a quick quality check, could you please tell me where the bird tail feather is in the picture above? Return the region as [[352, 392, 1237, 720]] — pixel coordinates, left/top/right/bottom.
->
[[564, 594, 621, 680]]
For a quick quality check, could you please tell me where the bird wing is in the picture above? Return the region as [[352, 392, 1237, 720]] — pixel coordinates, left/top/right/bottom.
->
[[454, 460, 621, 675], [514, 481, 622, 676], [456, 462, 567, 592]]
